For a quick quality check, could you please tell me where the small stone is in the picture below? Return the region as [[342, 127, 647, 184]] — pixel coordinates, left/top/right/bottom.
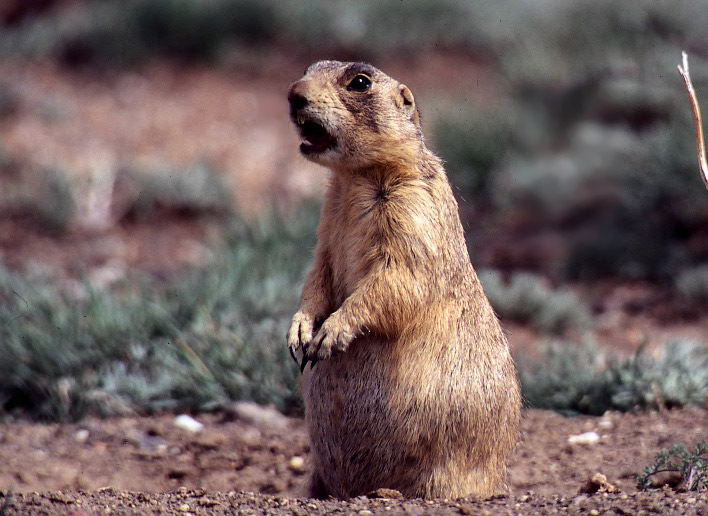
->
[[358, 511, 373, 516], [228, 401, 290, 430], [49, 492, 76, 504], [178, 503, 190, 512], [568, 431, 600, 445], [597, 419, 613, 429], [590, 510, 599, 516], [74, 429, 90, 442], [579, 473, 618, 494], [367, 488, 403, 500], [174, 415, 204, 433], [518, 495, 531, 502], [457, 504, 475, 515], [289, 456, 305, 472], [687, 498, 697, 504]]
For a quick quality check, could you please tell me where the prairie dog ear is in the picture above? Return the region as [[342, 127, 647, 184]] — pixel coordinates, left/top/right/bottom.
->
[[397, 84, 420, 127]]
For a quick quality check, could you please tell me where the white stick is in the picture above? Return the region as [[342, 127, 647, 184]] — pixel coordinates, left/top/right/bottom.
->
[[677, 51, 708, 189]]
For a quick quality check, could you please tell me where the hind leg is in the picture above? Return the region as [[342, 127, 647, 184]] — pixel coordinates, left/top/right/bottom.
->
[[309, 471, 331, 499]]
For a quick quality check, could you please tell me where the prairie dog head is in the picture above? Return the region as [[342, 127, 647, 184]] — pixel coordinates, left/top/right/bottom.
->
[[288, 60, 422, 170]]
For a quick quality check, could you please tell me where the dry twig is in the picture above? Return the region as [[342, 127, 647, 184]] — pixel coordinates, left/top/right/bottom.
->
[[677, 51, 708, 189]]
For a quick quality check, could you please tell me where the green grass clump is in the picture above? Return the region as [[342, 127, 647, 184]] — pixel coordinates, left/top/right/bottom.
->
[[638, 441, 707, 491], [519, 339, 708, 416], [495, 117, 706, 280], [479, 269, 590, 334], [0, 490, 11, 516], [0, 204, 320, 421]]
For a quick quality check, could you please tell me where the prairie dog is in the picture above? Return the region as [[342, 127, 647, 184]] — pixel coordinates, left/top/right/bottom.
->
[[286, 60, 520, 499]]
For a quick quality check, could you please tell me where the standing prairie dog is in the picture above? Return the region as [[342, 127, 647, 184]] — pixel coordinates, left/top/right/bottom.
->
[[286, 60, 520, 499]]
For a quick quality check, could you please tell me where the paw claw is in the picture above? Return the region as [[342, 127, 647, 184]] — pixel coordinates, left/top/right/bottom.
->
[[288, 311, 319, 373]]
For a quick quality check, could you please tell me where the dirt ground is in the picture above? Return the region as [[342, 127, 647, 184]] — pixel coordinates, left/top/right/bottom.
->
[[0, 407, 706, 514]]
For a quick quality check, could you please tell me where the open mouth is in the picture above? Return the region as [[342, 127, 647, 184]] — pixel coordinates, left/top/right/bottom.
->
[[293, 117, 336, 155]]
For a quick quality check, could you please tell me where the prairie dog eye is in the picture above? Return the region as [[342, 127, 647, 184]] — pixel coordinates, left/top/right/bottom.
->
[[347, 75, 371, 92]]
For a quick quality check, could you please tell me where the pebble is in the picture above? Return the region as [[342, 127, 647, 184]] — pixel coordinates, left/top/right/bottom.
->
[[597, 419, 613, 429], [568, 431, 600, 445], [178, 503, 190, 512], [367, 488, 403, 500], [74, 429, 90, 442], [358, 511, 373, 516], [174, 415, 204, 433], [579, 472, 618, 494], [229, 401, 290, 430], [288, 456, 305, 472]]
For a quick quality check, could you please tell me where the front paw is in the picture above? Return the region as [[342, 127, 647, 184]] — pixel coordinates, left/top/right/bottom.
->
[[287, 311, 315, 356], [308, 318, 355, 361]]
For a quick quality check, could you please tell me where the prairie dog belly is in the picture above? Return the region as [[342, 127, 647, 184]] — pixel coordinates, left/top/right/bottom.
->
[[304, 335, 419, 497], [303, 330, 499, 498]]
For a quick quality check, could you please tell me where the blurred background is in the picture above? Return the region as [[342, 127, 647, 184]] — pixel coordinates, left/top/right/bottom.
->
[[0, 0, 706, 421]]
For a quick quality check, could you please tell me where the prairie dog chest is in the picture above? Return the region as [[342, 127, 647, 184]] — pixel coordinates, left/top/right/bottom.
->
[[324, 175, 383, 304]]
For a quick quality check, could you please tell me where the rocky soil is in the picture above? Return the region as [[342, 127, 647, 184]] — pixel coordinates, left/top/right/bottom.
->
[[0, 406, 706, 515]]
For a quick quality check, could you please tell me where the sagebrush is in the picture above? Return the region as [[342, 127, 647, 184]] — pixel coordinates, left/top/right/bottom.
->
[[478, 269, 590, 334], [519, 339, 708, 415], [0, 204, 319, 420], [637, 441, 708, 491]]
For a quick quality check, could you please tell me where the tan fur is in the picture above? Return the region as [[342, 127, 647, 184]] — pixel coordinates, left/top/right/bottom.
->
[[286, 61, 521, 499]]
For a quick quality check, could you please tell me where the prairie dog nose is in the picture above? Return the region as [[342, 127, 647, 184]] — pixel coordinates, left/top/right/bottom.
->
[[288, 80, 310, 111]]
